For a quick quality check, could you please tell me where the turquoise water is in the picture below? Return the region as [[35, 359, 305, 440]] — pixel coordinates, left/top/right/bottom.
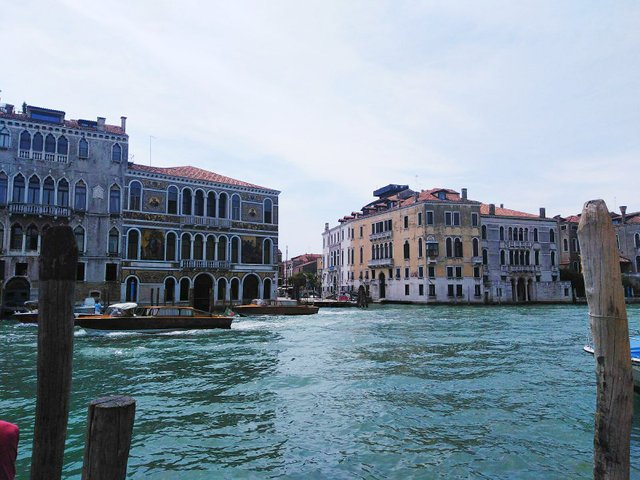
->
[[2, 304, 640, 479]]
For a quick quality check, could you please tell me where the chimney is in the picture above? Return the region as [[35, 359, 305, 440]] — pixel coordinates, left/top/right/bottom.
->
[[539, 207, 546, 219], [500, 203, 504, 209], [324, 222, 329, 232], [489, 203, 495, 216], [97, 117, 106, 131], [120, 116, 127, 132], [461, 188, 467, 200], [620, 206, 627, 223]]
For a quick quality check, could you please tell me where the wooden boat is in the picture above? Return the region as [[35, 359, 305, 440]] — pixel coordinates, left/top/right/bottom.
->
[[9, 299, 101, 324], [233, 298, 319, 317], [584, 336, 640, 391], [75, 303, 234, 331]]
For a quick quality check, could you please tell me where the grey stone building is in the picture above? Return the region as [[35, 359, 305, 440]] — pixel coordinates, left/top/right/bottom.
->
[[0, 102, 127, 309]]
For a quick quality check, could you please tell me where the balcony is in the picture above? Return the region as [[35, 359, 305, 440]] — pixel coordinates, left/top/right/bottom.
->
[[368, 258, 394, 268], [369, 230, 392, 241], [507, 241, 533, 248], [18, 150, 69, 163], [180, 260, 231, 270], [181, 215, 231, 229], [9, 203, 71, 218], [500, 265, 541, 273]]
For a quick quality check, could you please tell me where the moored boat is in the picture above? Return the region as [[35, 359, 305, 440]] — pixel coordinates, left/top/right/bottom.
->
[[75, 303, 234, 332], [583, 336, 640, 391], [234, 298, 319, 316]]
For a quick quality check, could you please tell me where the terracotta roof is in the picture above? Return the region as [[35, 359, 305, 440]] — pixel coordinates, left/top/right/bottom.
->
[[479, 203, 539, 218], [128, 163, 275, 191], [0, 111, 126, 135]]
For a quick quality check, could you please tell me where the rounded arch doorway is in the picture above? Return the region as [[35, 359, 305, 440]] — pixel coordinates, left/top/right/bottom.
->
[[193, 274, 213, 312], [3, 277, 31, 311], [242, 274, 260, 302]]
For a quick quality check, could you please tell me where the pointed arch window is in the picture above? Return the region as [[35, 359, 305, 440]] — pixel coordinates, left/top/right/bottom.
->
[[10, 223, 24, 250], [0, 128, 10, 149], [45, 134, 56, 154], [500, 250, 506, 265], [57, 179, 69, 207], [482, 248, 488, 265], [0, 173, 7, 205], [112, 143, 122, 162], [181, 233, 191, 260], [127, 230, 139, 259], [207, 192, 216, 217], [472, 238, 479, 257], [43, 177, 55, 205], [26, 224, 39, 251], [27, 176, 40, 204], [551, 251, 556, 266], [78, 137, 89, 158], [129, 181, 142, 211], [108, 228, 120, 255], [19, 130, 31, 151], [218, 193, 228, 218], [109, 185, 121, 213], [550, 229, 556, 243], [13, 174, 25, 203], [533, 228, 539, 242], [74, 226, 85, 253], [635, 233, 640, 249], [167, 186, 178, 214], [454, 238, 463, 258], [32, 132, 43, 152], [182, 189, 192, 215], [166, 232, 177, 261], [0, 223, 3, 250], [74, 181, 87, 211], [481, 225, 487, 240], [57, 136, 68, 155], [231, 194, 241, 220], [264, 198, 273, 224]]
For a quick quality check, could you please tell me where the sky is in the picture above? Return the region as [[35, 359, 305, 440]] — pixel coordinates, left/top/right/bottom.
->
[[2, 1, 639, 257]]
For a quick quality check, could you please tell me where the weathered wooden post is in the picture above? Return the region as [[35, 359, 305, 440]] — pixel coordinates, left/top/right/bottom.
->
[[81, 395, 136, 480], [578, 199, 633, 480], [30, 226, 78, 480]]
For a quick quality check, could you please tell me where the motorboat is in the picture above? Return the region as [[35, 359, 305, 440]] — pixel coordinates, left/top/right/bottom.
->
[[75, 303, 234, 332], [583, 336, 640, 391], [8, 298, 102, 324], [233, 298, 319, 317]]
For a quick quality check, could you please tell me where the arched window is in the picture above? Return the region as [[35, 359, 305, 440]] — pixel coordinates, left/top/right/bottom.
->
[[509, 250, 514, 265], [57, 179, 69, 207], [550, 229, 556, 243], [195, 190, 205, 216], [231, 237, 240, 263], [524, 228, 529, 241], [454, 238, 463, 257], [108, 228, 119, 255], [126, 277, 138, 302], [19, 130, 31, 151], [0, 223, 3, 250], [0, 128, 10, 149], [74, 226, 85, 253], [127, 230, 139, 259], [482, 248, 488, 265], [206, 236, 215, 260], [472, 238, 479, 257], [500, 250, 506, 265], [32, 132, 43, 152], [481, 225, 487, 240], [45, 134, 56, 154], [165, 232, 177, 260], [563, 238, 568, 251], [27, 175, 40, 204], [217, 236, 227, 261], [129, 181, 142, 211], [535, 250, 540, 266], [636, 256, 640, 273], [218, 193, 228, 218], [10, 223, 23, 250], [231, 278, 240, 301], [533, 228, 539, 242], [26, 224, 38, 251], [43, 177, 55, 205], [418, 238, 423, 257], [263, 239, 272, 264], [231, 194, 241, 220], [207, 192, 216, 217], [57, 136, 68, 155], [74, 181, 87, 211], [551, 251, 556, 266], [403, 241, 410, 259], [182, 189, 192, 215], [193, 235, 204, 260], [0, 173, 8, 205], [635, 233, 640, 249], [181, 233, 191, 260], [110, 185, 121, 213], [78, 137, 89, 158], [446, 237, 453, 257], [263, 278, 272, 300], [499, 226, 504, 241], [264, 198, 273, 224], [507, 227, 512, 241], [179, 278, 190, 302], [518, 228, 524, 241], [12, 174, 25, 203], [167, 186, 178, 214], [112, 143, 122, 162], [164, 277, 176, 303]]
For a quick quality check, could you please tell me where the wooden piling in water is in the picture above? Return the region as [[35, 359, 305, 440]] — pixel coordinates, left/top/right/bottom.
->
[[30, 226, 78, 480], [81, 395, 136, 480], [578, 199, 633, 480]]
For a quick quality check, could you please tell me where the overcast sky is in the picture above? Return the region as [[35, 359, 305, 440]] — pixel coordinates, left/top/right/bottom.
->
[[2, 1, 639, 257]]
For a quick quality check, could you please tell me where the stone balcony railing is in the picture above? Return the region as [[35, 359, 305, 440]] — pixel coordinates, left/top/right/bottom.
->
[[181, 216, 231, 229], [500, 264, 541, 273], [369, 230, 393, 241], [180, 259, 231, 270], [19, 150, 68, 163], [9, 203, 71, 218], [507, 241, 533, 248], [368, 258, 394, 268]]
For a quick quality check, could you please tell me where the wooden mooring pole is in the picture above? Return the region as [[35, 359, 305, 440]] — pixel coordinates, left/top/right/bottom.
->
[[578, 199, 633, 480], [81, 395, 136, 480], [30, 226, 78, 480]]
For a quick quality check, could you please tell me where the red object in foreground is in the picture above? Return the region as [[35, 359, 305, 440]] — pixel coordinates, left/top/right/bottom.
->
[[0, 420, 18, 480]]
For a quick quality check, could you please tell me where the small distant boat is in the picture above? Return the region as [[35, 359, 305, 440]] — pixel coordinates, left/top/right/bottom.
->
[[75, 303, 234, 332], [233, 298, 319, 316], [583, 336, 640, 391], [9, 298, 102, 324]]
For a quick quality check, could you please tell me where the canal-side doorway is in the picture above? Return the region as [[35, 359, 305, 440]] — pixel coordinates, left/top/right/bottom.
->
[[3, 277, 30, 311], [242, 274, 259, 302], [193, 274, 213, 312], [379, 273, 386, 299]]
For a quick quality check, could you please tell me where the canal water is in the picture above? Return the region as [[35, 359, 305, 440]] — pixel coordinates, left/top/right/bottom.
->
[[2, 304, 640, 479]]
